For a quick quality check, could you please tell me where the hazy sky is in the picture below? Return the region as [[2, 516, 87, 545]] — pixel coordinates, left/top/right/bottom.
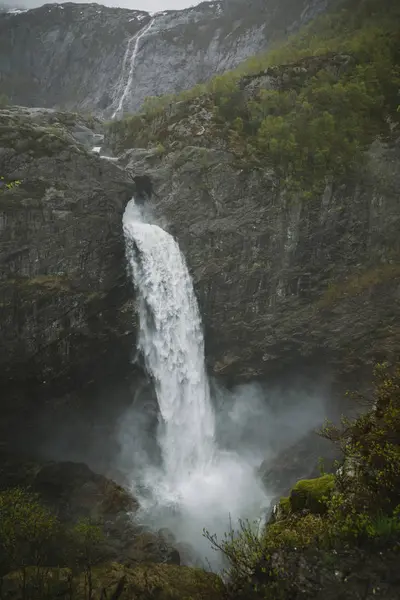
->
[[8, 0, 197, 13]]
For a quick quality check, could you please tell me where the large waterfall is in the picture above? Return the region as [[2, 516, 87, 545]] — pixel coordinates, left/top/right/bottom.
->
[[123, 200, 215, 483], [123, 199, 268, 565]]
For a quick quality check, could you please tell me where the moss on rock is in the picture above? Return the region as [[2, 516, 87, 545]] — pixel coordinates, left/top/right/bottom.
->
[[289, 474, 334, 514], [277, 496, 291, 519]]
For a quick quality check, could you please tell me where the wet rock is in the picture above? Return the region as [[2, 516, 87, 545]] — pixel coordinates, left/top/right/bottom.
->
[[33, 461, 138, 522]]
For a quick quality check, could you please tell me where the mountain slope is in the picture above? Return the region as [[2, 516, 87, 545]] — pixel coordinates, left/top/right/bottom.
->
[[0, 0, 331, 115]]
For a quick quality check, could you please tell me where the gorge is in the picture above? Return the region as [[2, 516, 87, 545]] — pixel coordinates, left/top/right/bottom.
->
[[0, 0, 400, 597]]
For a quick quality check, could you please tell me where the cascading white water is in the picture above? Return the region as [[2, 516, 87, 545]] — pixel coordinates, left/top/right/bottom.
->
[[111, 18, 155, 119], [123, 199, 268, 565], [123, 200, 215, 481]]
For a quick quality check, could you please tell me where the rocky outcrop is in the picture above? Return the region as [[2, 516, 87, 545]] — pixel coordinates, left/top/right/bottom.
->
[[0, 0, 331, 115], [0, 107, 137, 438]]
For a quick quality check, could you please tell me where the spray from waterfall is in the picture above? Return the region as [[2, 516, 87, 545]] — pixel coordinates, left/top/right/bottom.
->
[[111, 18, 155, 119], [123, 199, 268, 567]]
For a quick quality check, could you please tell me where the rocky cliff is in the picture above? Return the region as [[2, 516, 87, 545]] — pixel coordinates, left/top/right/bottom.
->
[[0, 106, 138, 443], [1, 0, 398, 403], [111, 124, 400, 382], [0, 0, 331, 115], [105, 0, 400, 382]]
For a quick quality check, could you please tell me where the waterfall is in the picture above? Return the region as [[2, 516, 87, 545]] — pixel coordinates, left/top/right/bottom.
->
[[123, 200, 215, 483], [123, 199, 268, 565], [111, 18, 155, 119]]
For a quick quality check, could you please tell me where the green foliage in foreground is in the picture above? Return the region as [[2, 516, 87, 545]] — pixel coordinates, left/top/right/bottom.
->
[[204, 363, 400, 599], [0, 488, 59, 576], [108, 0, 400, 198], [0, 489, 106, 599], [0, 489, 223, 600]]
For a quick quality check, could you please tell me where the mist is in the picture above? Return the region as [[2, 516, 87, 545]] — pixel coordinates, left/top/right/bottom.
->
[[115, 376, 330, 567], [31, 364, 332, 568]]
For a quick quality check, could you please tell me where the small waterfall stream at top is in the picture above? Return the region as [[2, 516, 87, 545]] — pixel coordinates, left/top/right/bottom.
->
[[123, 199, 268, 566], [111, 18, 155, 119]]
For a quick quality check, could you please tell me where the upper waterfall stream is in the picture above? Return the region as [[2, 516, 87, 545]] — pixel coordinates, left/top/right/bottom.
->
[[111, 18, 155, 119], [123, 199, 268, 566]]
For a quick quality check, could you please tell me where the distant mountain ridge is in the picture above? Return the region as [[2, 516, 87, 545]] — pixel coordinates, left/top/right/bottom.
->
[[0, 0, 331, 115]]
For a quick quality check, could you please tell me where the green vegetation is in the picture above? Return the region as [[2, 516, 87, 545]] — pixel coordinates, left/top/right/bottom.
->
[[0, 488, 223, 600], [0, 488, 59, 579], [0, 489, 106, 600], [0, 175, 21, 191], [0, 117, 78, 159], [108, 0, 400, 198], [204, 363, 400, 599], [289, 474, 334, 514]]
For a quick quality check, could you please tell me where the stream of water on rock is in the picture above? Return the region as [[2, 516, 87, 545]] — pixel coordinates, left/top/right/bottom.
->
[[123, 199, 269, 566], [111, 18, 155, 119]]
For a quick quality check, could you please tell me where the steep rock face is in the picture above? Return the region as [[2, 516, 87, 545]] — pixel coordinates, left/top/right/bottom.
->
[[115, 115, 400, 381], [0, 107, 136, 426], [0, 0, 331, 115]]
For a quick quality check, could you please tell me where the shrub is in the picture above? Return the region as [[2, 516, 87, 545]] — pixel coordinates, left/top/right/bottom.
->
[[0, 488, 60, 596], [69, 519, 104, 600]]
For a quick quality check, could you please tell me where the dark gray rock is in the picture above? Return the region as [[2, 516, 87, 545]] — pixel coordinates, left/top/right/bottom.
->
[[119, 116, 400, 382], [0, 106, 137, 437]]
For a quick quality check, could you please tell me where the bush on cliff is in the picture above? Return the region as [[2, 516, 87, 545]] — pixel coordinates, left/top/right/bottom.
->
[[0, 176, 21, 191], [0, 489, 108, 599], [0, 488, 59, 575]]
